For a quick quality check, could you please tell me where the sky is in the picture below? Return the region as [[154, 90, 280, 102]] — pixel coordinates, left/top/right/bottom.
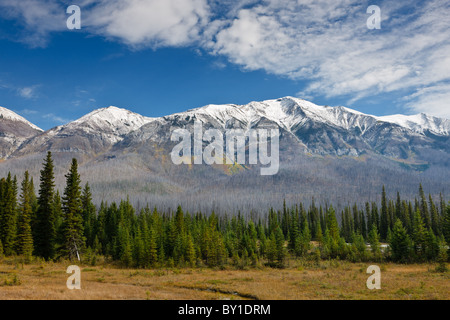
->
[[0, 0, 449, 130]]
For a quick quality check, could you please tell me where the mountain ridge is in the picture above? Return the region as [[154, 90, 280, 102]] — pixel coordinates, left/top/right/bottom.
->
[[0, 97, 449, 212], [1, 97, 449, 160]]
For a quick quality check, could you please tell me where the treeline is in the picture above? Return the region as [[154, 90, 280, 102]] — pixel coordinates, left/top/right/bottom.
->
[[0, 152, 449, 268]]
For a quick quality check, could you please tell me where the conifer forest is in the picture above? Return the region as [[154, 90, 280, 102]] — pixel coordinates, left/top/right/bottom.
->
[[1, 152, 449, 270]]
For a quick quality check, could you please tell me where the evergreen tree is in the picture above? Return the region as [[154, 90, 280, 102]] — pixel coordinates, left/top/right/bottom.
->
[[368, 224, 382, 261], [81, 183, 97, 248], [412, 209, 427, 260], [34, 152, 56, 260], [380, 185, 389, 241], [419, 184, 431, 229], [444, 204, 450, 245], [16, 171, 34, 259], [0, 173, 17, 255], [61, 158, 85, 261], [186, 233, 196, 267], [390, 219, 411, 263], [427, 194, 440, 236]]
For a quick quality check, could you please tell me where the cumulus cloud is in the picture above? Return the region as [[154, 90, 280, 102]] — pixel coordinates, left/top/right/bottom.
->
[[18, 85, 39, 99], [1, 0, 449, 117], [404, 84, 450, 118], [84, 0, 210, 48], [0, 0, 66, 46]]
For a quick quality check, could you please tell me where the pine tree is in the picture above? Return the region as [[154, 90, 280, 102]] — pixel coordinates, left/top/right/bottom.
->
[[16, 171, 34, 259], [61, 158, 85, 261], [186, 233, 196, 267], [390, 219, 411, 263], [425, 228, 439, 261], [444, 204, 450, 245], [148, 228, 159, 267], [380, 185, 389, 241], [0, 173, 17, 256], [412, 209, 427, 260], [296, 221, 311, 257], [368, 224, 382, 261], [34, 152, 56, 260], [119, 225, 133, 267], [419, 184, 431, 229], [274, 226, 286, 267], [81, 183, 96, 248]]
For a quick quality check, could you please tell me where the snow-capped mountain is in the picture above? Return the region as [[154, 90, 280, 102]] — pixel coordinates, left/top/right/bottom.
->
[[12, 106, 154, 157], [2, 97, 449, 160], [0, 107, 43, 131], [0, 97, 449, 211], [377, 113, 450, 135], [117, 97, 449, 161], [0, 107, 43, 158], [171, 97, 450, 137]]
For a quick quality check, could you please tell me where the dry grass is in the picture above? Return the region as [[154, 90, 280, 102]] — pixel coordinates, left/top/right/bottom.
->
[[0, 257, 448, 300]]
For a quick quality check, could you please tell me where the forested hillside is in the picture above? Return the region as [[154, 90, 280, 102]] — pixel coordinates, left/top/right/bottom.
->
[[1, 152, 449, 269]]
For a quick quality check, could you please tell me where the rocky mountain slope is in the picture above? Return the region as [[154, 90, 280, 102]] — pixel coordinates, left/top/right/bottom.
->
[[0, 97, 449, 212]]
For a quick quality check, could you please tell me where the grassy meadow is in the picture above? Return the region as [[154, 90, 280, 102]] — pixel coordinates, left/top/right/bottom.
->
[[0, 256, 448, 300]]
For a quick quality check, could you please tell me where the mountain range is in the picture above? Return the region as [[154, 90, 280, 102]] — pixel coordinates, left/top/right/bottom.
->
[[1, 97, 449, 213]]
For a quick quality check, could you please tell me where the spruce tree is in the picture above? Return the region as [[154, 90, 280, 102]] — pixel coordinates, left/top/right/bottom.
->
[[412, 209, 427, 260], [428, 194, 440, 236], [17, 171, 34, 259], [81, 183, 96, 248], [368, 224, 382, 261], [0, 173, 17, 256], [444, 204, 450, 245], [61, 158, 85, 261], [419, 184, 431, 229], [390, 219, 411, 263], [380, 185, 389, 241], [34, 152, 56, 260]]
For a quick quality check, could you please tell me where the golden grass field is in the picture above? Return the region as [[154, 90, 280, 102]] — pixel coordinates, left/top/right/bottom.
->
[[0, 257, 448, 300]]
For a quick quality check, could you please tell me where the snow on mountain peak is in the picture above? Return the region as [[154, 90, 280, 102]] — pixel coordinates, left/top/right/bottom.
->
[[377, 113, 450, 135], [174, 97, 449, 136], [70, 106, 155, 134], [0, 106, 43, 131]]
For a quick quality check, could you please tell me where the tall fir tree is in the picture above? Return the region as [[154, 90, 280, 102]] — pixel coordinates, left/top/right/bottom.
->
[[61, 158, 85, 261], [390, 219, 411, 263], [0, 173, 17, 256], [81, 183, 96, 248], [380, 185, 389, 241], [34, 152, 56, 260], [418, 184, 431, 229], [16, 171, 34, 259]]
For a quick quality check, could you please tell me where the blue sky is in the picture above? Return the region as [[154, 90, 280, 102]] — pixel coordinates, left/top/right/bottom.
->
[[0, 0, 449, 130]]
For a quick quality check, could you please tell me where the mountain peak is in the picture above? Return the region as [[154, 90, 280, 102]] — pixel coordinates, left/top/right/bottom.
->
[[0, 106, 43, 131], [70, 106, 155, 130]]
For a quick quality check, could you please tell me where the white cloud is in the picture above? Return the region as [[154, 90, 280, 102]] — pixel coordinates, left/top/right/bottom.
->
[[84, 0, 210, 48], [205, 0, 450, 117], [43, 113, 71, 124], [0, 0, 66, 46], [1, 0, 449, 117], [404, 84, 450, 119], [18, 85, 39, 99]]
